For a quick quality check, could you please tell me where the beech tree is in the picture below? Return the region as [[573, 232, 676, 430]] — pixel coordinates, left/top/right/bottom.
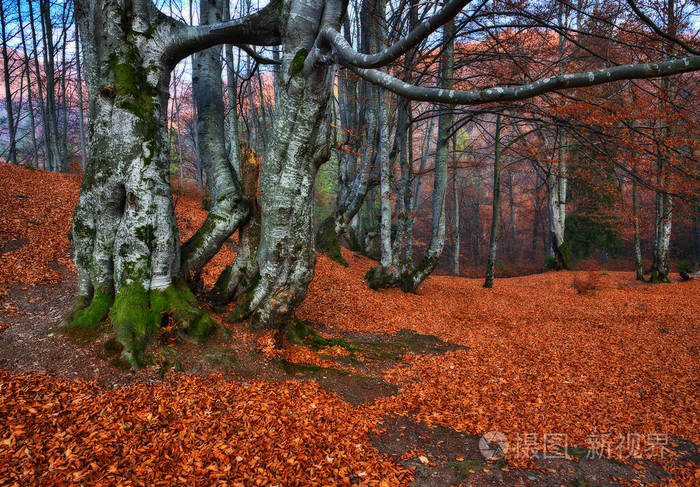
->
[[67, 0, 700, 366]]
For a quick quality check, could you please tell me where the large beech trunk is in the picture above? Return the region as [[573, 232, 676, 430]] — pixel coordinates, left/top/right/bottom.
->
[[232, 1, 341, 329], [68, 0, 281, 365], [69, 1, 211, 365]]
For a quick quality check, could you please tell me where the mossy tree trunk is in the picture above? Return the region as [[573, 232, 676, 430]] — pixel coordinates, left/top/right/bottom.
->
[[69, 0, 282, 366], [183, 0, 250, 282], [213, 143, 261, 306], [315, 3, 381, 267]]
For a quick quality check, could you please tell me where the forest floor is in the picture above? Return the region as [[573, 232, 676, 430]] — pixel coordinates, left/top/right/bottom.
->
[[0, 163, 698, 487]]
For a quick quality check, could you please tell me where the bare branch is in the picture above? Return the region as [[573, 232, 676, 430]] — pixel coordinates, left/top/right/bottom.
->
[[345, 56, 700, 104], [625, 0, 700, 55], [237, 44, 281, 65], [319, 0, 474, 69]]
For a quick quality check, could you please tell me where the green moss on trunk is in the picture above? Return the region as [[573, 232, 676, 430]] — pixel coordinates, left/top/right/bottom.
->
[[365, 266, 395, 291], [228, 273, 261, 323], [67, 290, 113, 330], [315, 216, 348, 266], [111, 284, 158, 367], [151, 283, 216, 341]]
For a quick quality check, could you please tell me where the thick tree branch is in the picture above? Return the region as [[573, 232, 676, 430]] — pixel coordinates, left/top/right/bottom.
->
[[163, 0, 284, 65], [318, 0, 474, 69], [345, 56, 700, 104]]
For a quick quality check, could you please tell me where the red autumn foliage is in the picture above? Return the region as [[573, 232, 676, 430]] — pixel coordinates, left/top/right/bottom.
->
[[1, 163, 698, 485]]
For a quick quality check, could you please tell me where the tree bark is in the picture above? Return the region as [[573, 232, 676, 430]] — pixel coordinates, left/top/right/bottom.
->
[[632, 172, 644, 280], [396, 19, 454, 292], [0, 0, 17, 165], [17, 0, 39, 168], [39, 0, 63, 171], [69, 0, 282, 365], [316, 1, 380, 266], [231, 0, 341, 329], [484, 114, 502, 289], [182, 0, 250, 280], [546, 131, 569, 269]]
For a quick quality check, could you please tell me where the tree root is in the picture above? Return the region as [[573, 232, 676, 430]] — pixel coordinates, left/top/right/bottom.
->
[[65, 282, 218, 368], [66, 290, 113, 330]]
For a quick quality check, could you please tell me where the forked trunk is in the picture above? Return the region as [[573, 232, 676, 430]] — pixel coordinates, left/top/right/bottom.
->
[[69, 0, 217, 365], [231, 1, 340, 328]]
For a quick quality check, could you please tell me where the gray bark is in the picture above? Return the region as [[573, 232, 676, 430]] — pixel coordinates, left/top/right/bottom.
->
[[0, 0, 17, 165], [405, 117, 434, 263], [316, 1, 381, 266], [27, 0, 50, 169], [213, 142, 260, 305], [546, 131, 569, 269], [452, 139, 460, 276], [17, 0, 39, 168], [182, 0, 249, 279], [632, 171, 644, 280], [39, 0, 63, 171], [70, 0, 283, 365], [398, 19, 455, 292], [484, 114, 502, 289], [75, 24, 88, 169], [233, 0, 342, 328]]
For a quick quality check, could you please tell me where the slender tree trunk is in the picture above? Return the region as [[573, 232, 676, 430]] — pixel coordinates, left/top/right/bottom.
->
[[632, 173, 644, 280], [224, 15, 241, 174], [693, 203, 700, 271], [397, 19, 454, 292], [484, 114, 502, 288], [59, 2, 69, 164], [507, 169, 516, 260], [452, 139, 460, 275], [376, 79, 393, 278], [17, 0, 39, 167], [40, 0, 63, 171], [75, 25, 88, 169], [650, 75, 674, 283], [546, 132, 569, 269], [316, 0, 380, 266], [172, 78, 186, 184], [28, 0, 50, 169], [0, 1, 18, 165], [404, 122, 433, 264]]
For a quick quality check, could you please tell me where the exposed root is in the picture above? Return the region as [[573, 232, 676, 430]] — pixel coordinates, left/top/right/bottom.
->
[[106, 282, 217, 368], [66, 290, 113, 330]]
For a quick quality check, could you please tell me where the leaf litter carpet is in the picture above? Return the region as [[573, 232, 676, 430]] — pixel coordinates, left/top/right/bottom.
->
[[0, 164, 698, 486]]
